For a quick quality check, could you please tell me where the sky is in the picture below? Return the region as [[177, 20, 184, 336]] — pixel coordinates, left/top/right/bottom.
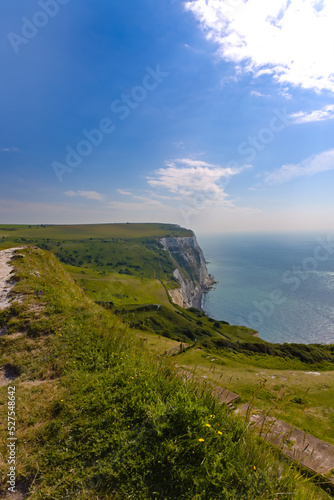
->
[[1, 0, 334, 233]]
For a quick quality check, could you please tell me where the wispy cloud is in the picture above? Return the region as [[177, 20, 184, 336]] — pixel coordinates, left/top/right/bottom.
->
[[147, 158, 245, 199], [171, 158, 219, 168], [149, 192, 171, 200], [279, 88, 293, 100], [250, 90, 270, 98], [264, 148, 334, 184], [0, 147, 18, 152], [185, 0, 334, 93], [290, 104, 334, 124], [65, 190, 105, 201], [116, 189, 132, 196]]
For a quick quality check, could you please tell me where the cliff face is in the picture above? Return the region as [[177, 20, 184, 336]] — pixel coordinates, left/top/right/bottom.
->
[[160, 235, 213, 309]]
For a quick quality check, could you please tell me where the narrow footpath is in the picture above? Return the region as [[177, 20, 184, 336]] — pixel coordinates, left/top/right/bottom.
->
[[0, 248, 24, 310]]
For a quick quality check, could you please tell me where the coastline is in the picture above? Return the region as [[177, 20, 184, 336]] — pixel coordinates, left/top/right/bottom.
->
[[191, 275, 216, 311]]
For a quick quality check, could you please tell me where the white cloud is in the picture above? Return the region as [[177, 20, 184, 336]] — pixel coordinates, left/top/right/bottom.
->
[[147, 158, 244, 198], [220, 74, 239, 88], [279, 88, 293, 100], [264, 148, 334, 184], [185, 0, 334, 93], [65, 190, 105, 201], [117, 189, 132, 196], [290, 104, 334, 123], [172, 158, 218, 168], [147, 157, 250, 214], [149, 192, 171, 200], [250, 90, 270, 98], [116, 190, 169, 205]]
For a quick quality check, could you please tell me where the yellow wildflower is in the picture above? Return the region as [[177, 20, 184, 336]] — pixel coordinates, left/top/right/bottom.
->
[[218, 431, 222, 435], [198, 438, 204, 442]]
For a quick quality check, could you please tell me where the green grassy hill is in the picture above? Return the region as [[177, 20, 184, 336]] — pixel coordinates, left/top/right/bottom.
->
[[0, 247, 331, 499], [0, 223, 192, 304], [0, 223, 259, 344]]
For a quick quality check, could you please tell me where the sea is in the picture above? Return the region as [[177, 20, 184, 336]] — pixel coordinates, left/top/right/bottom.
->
[[198, 232, 334, 345]]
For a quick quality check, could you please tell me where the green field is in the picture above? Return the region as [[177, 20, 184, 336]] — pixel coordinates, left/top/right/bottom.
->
[[0, 247, 330, 499], [68, 267, 171, 307]]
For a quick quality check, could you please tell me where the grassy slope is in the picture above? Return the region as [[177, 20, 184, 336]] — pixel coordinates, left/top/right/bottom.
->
[[0, 248, 330, 499], [0, 224, 190, 303], [67, 266, 171, 307], [178, 346, 334, 446]]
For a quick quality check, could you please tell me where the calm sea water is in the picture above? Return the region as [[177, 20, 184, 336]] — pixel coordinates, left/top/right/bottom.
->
[[198, 233, 334, 345]]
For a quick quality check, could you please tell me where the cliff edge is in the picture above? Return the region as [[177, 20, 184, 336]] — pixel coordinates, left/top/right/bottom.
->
[[160, 235, 214, 309]]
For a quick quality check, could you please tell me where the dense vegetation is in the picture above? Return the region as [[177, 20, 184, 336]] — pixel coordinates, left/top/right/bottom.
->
[[0, 247, 331, 499], [201, 337, 334, 370]]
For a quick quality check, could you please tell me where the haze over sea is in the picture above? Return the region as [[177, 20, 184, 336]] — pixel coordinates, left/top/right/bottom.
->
[[198, 233, 334, 345]]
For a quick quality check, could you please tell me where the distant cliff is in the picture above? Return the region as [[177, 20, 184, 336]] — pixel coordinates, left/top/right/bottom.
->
[[160, 235, 214, 309]]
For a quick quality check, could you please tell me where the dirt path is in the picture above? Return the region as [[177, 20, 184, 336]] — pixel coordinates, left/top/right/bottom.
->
[[0, 248, 24, 310]]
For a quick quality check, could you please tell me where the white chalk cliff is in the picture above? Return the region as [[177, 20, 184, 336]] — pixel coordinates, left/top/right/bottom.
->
[[160, 235, 213, 309]]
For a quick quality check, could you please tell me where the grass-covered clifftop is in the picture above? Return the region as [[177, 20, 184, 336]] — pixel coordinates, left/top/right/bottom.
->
[[0, 223, 197, 306], [0, 247, 330, 499], [0, 223, 193, 282], [0, 223, 194, 241], [0, 223, 259, 343]]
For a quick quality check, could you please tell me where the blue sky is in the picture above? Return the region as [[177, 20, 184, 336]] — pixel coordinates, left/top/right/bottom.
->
[[1, 0, 334, 233]]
